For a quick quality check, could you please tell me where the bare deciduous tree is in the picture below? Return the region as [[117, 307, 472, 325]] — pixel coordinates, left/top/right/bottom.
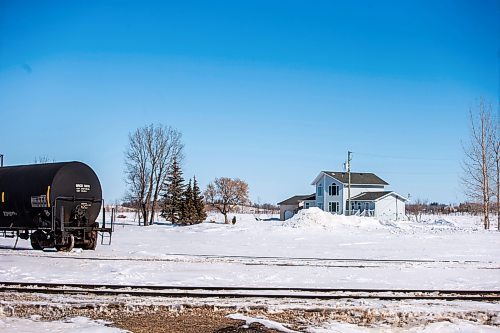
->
[[493, 122, 500, 231], [34, 155, 55, 164], [148, 126, 184, 225], [462, 99, 496, 229], [204, 177, 249, 224], [406, 198, 427, 222], [125, 124, 184, 226]]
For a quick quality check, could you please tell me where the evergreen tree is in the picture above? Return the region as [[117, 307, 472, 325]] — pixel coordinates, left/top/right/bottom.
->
[[192, 176, 207, 223], [180, 179, 195, 224], [161, 158, 185, 223]]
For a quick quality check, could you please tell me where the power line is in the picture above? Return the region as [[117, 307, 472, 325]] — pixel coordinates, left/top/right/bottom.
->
[[373, 171, 460, 176], [354, 151, 456, 162]]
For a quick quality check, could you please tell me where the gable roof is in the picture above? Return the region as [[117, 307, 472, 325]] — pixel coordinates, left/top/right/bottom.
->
[[278, 194, 315, 206], [312, 171, 388, 186], [351, 191, 407, 201]]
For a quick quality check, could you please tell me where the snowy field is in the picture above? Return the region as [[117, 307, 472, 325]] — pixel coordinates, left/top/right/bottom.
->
[[0, 209, 499, 332], [0, 209, 498, 290]]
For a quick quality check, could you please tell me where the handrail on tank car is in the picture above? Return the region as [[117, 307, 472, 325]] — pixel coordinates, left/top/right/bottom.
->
[[53, 196, 102, 203], [98, 199, 113, 245], [98, 198, 114, 233]]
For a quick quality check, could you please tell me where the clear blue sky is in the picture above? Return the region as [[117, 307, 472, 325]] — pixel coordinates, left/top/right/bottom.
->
[[0, 0, 498, 205]]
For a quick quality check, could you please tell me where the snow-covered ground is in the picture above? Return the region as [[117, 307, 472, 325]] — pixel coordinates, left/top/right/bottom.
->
[[1, 313, 498, 333], [0, 209, 498, 289], [0, 316, 128, 333], [0, 209, 499, 332]]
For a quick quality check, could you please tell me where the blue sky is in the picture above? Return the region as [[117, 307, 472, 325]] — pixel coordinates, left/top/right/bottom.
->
[[0, 0, 498, 205]]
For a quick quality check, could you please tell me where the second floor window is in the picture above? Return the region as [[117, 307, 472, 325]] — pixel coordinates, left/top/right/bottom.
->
[[328, 184, 339, 196], [317, 184, 323, 196]]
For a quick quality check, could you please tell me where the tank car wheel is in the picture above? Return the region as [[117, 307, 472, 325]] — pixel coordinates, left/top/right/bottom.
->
[[30, 231, 44, 250], [82, 231, 98, 250], [56, 234, 75, 252]]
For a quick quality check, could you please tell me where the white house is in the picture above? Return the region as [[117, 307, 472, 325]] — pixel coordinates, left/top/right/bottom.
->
[[278, 171, 406, 221]]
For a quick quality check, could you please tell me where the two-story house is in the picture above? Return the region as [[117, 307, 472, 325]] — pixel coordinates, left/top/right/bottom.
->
[[279, 171, 406, 221]]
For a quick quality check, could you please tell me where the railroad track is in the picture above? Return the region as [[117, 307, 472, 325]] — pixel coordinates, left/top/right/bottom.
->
[[0, 251, 489, 264], [1, 282, 499, 301], [1, 252, 496, 270]]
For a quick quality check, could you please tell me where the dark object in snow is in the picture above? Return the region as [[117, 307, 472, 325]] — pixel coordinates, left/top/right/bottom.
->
[[216, 322, 283, 333], [232, 216, 237, 224], [0, 161, 111, 251]]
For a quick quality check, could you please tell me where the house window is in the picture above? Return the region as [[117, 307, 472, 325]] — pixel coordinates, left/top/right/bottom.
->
[[304, 202, 310, 209], [318, 203, 324, 210], [328, 201, 339, 213], [317, 184, 323, 196], [328, 184, 339, 196]]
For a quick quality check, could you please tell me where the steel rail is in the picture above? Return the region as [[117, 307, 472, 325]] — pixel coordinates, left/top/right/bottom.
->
[[0, 282, 499, 301]]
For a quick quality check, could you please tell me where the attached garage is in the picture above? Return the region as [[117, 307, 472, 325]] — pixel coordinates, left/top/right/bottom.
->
[[277, 194, 316, 221]]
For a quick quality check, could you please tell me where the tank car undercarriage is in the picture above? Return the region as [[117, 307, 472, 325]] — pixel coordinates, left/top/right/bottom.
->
[[28, 228, 99, 252]]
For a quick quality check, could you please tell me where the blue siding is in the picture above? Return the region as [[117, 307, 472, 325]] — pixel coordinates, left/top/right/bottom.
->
[[314, 174, 345, 213]]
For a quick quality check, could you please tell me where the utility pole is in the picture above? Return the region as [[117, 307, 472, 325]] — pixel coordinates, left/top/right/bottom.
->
[[347, 151, 352, 216], [395, 195, 398, 221]]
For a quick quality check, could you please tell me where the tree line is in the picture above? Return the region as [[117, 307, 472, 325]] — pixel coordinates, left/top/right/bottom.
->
[[405, 200, 499, 222]]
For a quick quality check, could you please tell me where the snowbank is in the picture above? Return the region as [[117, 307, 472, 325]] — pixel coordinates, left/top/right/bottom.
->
[[282, 208, 386, 231], [228, 314, 298, 333], [419, 218, 457, 228]]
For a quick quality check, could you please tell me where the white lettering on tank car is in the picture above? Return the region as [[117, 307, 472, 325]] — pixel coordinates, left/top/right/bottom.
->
[[3, 211, 17, 217], [75, 184, 91, 193], [80, 202, 91, 210], [31, 195, 48, 208]]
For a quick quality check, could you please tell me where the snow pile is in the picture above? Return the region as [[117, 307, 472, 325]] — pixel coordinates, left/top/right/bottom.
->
[[228, 314, 298, 333], [421, 218, 457, 228], [282, 208, 386, 231]]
